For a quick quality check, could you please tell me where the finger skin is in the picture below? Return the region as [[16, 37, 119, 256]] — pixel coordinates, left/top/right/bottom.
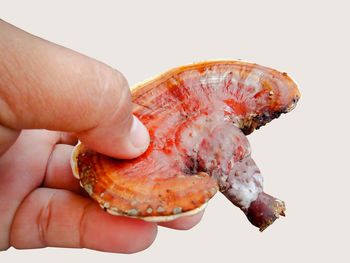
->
[[0, 130, 59, 250], [10, 188, 157, 253], [44, 144, 83, 194], [0, 124, 19, 155], [0, 20, 149, 158]]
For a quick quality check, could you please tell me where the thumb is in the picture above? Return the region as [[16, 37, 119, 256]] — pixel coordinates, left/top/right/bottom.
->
[[0, 20, 149, 158]]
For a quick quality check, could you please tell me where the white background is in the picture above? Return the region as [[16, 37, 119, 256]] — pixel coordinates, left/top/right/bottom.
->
[[1, 0, 349, 262]]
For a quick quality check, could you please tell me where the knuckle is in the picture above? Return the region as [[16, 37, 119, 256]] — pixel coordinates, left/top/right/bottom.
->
[[78, 202, 93, 248], [36, 192, 55, 247]]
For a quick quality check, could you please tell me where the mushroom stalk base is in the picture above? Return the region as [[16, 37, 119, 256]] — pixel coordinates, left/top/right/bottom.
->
[[246, 192, 286, 232]]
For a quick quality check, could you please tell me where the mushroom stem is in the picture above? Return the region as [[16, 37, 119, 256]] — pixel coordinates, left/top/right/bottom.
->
[[217, 156, 285, 231], [188, 120, 285, 231]]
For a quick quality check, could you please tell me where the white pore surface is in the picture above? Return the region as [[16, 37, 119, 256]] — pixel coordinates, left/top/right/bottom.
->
[[1, 1, 349, 262]]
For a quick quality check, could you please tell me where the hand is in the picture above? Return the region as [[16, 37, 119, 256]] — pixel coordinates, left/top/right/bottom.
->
[[0, 20, 203, 253]]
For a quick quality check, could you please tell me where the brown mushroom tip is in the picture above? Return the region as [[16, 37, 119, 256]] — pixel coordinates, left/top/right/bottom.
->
[[246, 192, 286, 232]]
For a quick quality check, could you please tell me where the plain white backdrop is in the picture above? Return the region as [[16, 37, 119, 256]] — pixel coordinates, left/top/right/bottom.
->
[[1, 0, 349, 262]]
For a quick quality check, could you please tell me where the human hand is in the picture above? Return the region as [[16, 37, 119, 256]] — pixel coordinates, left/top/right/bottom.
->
[[0, 20, 204, 253]]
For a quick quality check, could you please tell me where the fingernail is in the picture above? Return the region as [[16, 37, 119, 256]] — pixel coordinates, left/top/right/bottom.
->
[[130, 116, 150, 150]]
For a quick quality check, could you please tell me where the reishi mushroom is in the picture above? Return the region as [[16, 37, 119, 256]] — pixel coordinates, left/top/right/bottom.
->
[[71, 60, 300, 231]]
